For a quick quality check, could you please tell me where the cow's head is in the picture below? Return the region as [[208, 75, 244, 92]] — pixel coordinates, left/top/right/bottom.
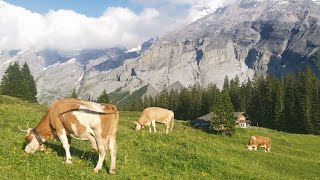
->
[[134, 121, 144, 130], [246, 145, 254, 150], [19, 125, 42, 153]]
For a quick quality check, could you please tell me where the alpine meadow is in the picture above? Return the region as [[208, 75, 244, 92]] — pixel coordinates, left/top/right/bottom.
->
[[2, 0, 320, 179], [0, 96, 319, 179]]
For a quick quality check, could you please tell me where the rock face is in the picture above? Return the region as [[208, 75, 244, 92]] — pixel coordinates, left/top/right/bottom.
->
[[1, 0, 320, 104]]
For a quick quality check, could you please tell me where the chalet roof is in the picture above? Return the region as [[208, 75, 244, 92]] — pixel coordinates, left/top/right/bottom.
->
[[233, 112, 246, 118], [192, 112, 247, 122], [194, 112, 214, 122]]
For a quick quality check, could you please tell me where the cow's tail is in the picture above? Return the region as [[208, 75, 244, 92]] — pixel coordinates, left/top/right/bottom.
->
[[55, 101, 116, 115]]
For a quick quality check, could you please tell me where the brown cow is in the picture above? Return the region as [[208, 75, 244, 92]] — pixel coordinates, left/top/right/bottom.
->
[[246, 135, 271, 152], [19, 98, 119, 175], [135, 107, 174, 134]]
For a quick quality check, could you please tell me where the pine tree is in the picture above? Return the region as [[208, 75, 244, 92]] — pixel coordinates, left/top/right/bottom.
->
[[299, 68, 314, 133], [158, 88, 169, 109], [21, 62, 37, 102], [273, 78, 284, 130], [70, 88, 78, 98], [1, 62, 23, 98], [282, 73, 297, 132], [312, 80, 320, 134], [211, 90, 235, 136], [177, 88, 192, 120], [229, 76, 240, 111], [1, 62, 37, 102], [97, 89, 110, 104], [223, 75, 229, 92]]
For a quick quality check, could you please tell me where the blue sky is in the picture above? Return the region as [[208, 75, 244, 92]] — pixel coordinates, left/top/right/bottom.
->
[[0, 0, 226, 50], [5, 0, 144, 17]]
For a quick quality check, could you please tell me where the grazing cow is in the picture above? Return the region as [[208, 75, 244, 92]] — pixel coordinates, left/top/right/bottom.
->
[[246, 135, 271, 152], [19, 98, 119, 175], [135, 107, 174, 134]]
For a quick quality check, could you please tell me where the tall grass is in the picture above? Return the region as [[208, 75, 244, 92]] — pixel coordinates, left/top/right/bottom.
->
[[0, 97, 319, 179]]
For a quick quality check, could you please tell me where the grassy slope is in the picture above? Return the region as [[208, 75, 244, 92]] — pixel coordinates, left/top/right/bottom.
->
[[0, 97, 319, 179]]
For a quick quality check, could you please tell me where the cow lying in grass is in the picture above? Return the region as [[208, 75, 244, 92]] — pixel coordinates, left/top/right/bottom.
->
[[246, 135, 271, 152], [19, 98, 119, 175], [135, 107, 174, 134]]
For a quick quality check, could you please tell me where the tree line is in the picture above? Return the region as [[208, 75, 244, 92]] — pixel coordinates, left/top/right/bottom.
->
[[2, 61, 320, 135], [124, 67, 320, 135], [0, 62, 111, 104], [0, 62, 37, 102]]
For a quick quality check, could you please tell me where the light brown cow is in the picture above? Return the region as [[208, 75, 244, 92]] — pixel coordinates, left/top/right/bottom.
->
[[135, 107, 174, 134], [246, 135, 271, 152], [19, 98, 119, 175]]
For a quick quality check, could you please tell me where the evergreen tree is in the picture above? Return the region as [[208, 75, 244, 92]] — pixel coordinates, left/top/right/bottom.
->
[[70, 88, 78, 98], [312, 80, 320, 134], [273, 78, 284, 130], [298, 68, 314, 133], [158, 88, 169, 109], [229, 76, 240, 111], [1, 62, 37, 102], [282, 73, 298, 132], [1, 62, 25, 98], [211, 90, 235, 136], [177, 88, 192, 120], [21, 62, 37, 102], [223, 75, 229, 92], [97, 89, 110, 104], [201, 84, 219, 116]]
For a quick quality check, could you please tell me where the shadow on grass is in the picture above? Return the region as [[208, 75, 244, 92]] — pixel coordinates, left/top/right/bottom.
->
[[43, 142, 110, 171]]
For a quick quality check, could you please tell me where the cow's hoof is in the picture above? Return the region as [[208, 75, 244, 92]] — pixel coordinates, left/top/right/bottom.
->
[[66, 159, 72, 164], [93, 168, 100, 173], [109, 169, 116, 175]]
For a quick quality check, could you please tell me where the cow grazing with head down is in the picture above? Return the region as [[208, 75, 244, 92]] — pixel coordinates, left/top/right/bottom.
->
[[246, 135, 271, 152], [19, 98, 119, 175], [135, 107, 174, 134]]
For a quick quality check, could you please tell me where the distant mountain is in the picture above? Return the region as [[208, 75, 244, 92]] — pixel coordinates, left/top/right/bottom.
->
[[2, 0, 320, 104]]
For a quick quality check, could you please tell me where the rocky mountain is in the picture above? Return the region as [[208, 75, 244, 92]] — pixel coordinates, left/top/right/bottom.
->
[[2, 0, 320, 104]]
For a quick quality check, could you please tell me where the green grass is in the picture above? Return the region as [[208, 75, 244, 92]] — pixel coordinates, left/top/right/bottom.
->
[[0, 97, 320, 179]]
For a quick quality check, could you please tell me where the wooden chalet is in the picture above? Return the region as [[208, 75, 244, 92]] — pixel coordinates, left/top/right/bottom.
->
[[190, 112, 251, 128]]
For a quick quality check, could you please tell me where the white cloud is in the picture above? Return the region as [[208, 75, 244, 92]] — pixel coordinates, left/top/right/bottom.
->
[[0, 0, 234, 51], [0, 1, 172, 50]]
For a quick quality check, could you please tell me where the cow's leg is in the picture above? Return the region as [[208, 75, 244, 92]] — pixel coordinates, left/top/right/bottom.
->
[[59, 129, 72, 164], [266, 144, 271, 152], [170, 118, 174, 132], [84, 133, 98, 151], [93, 130, 106, 173], [152, 120, 156, 133], [165, 121, 169, 134], [148, 124, 152, 133], [108, 136, 117, 175]]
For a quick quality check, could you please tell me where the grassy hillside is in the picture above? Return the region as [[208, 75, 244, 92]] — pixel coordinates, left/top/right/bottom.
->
[[0, 97, 319, 179]]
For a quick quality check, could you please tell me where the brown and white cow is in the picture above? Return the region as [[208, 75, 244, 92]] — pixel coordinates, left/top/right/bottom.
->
[[246, 135, 271, 152], [135, 107, 174, 134], [19, 98, 119, 175]]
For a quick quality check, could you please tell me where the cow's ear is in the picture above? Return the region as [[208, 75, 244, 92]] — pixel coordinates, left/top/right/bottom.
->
[[26, 128, 33, 135]]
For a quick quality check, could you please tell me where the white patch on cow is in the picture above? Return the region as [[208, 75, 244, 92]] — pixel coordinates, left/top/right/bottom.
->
[[71, 123, 78, 136], [79, 101, 105, 113], [72, 110, 100, 137], [252, 136, 256, 141], [246, 145, 253, 150], [25, 136, 40, 153], [60, 128, 72, 164]]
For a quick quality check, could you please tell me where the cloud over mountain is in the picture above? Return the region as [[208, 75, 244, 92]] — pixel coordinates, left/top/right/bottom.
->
[[0, 0, 227, 51]]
